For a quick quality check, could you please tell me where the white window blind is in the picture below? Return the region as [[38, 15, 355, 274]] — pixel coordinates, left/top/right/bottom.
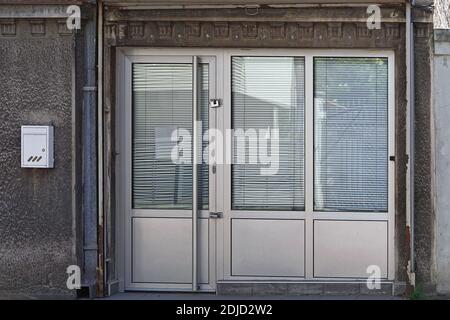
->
[[231, 56, 305, 210], [314, 57, 388, 212], [132, 63, 209, 209]]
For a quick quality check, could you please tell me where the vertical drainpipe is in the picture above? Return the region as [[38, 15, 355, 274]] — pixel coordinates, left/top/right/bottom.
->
[[82, 3, 98, 298], [406, 0, 416, 289], [97, 0, 105, 297]]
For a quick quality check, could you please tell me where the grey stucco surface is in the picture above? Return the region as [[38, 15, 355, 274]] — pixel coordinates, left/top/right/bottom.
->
[[0, 19, 77, 298], [413, 23, 436, 293], [434, 29, 450, 295]]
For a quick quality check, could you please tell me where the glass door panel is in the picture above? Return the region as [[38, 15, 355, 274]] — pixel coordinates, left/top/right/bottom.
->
[[231, 56, 305, 211], [125, 55, 216, 291], [132, 63, 210, 210]]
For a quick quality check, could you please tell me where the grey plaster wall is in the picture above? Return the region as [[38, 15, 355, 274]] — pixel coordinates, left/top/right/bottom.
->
[[0, 18, 79, 298], [434, 29, 450, 295], [413, 22, 436, 294]]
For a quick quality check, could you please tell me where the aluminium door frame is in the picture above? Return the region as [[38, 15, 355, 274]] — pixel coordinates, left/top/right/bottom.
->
[[115, 48, 223, 292], [221, 48, 395, 282], [115, 47, 395, 293]]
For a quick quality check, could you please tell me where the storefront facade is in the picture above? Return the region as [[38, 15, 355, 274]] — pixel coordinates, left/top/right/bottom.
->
[[115, 47, 395, 292], [102, 2, 433, 295], [0, 1, 439, 298]]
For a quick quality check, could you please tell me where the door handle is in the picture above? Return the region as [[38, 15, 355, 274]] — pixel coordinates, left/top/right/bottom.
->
[[209, 212, 223, 219]]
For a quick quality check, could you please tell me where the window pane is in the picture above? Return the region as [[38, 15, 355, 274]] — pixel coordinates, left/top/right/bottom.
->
[[132, 63, 209, 209], [232, 56, 305, 210], [314, 57, 388, 212]]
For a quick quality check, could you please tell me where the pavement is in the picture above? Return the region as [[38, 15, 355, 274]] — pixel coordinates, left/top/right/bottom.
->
[[100, 292, 405, 300]]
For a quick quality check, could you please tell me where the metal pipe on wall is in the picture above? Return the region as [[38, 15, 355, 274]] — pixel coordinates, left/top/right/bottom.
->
[[82, 4, 98, 298], [97, 0, 106, 297]]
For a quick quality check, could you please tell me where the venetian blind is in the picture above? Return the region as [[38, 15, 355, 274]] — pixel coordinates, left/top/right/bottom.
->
[[314, 57, 388, 212], [132, 63, 209, 209], [231, 56, 305, 210]]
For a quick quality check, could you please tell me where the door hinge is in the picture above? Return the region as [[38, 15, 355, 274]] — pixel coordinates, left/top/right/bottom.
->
[[209, 99, 222, 108], [209, 211, 223, 219]]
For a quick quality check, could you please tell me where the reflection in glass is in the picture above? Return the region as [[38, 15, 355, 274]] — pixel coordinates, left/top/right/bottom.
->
[[314, 57, 388, 212], [232, 57, 305, 210], [132, 63, 209, 209]]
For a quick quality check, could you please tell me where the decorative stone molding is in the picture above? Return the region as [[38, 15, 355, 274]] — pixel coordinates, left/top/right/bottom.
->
[[241, 22, 256, 39], [328, 23, 342, 39], [298, 23, 314, 39], [270, 23, 285, 39], [357, 24, 371, 38], [57, 19, 73, 35], [186, 22, 200, 38], [0, 19, 78, 38], [157, 22, 172, 39], [0, 5, 72, 19], [105, 23, 116, 40], [242, 22, 257, 39], [0, 19, 16, 36], [117, 23, 127, 40], [129, 22, 144, 39], [104, 20, 407, 47], [386, 23, 400, 39], [415, 23, 432, 39], [104, 7, 408, 24], [214, 22, 229, 39], [30, 19, 46, 36]]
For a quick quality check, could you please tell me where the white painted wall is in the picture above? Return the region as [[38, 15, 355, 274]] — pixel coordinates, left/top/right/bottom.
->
[[434, 29, 450, 295]]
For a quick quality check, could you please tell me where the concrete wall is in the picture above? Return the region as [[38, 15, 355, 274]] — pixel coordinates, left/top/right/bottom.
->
[[0, 16, 81, 298], [434, 29, 450, 295], [434, 0, 450, 29], [413, 20, 436, 294]]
